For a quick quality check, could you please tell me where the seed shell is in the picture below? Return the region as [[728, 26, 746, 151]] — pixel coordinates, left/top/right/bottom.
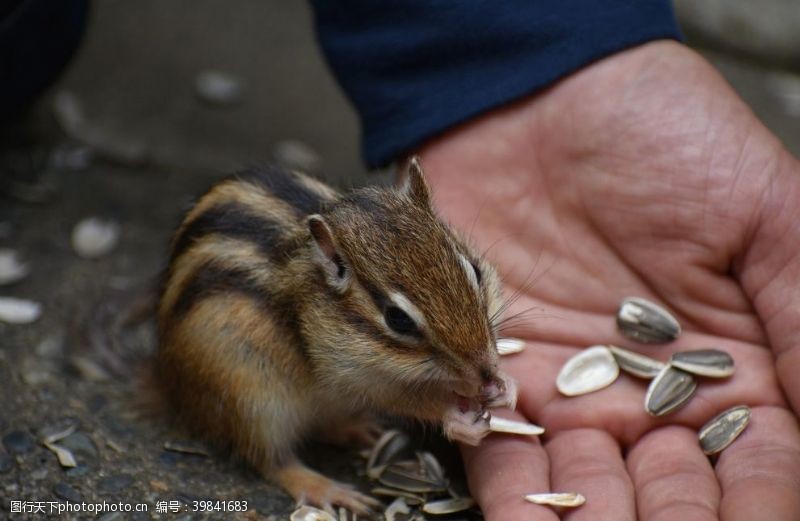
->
[[608, 345, 665, 378], [617, 297, 681, 344], [43, 442, 77, 468], [670, 349, 734, 378], [497, 338, 526, 356], [290, 506, 336, 521], [378, 465, 447, 493], [556, 345, 620, 396], [645, 366, 697, 416], [489, 416, 545, 436], [0, 297, 42, 324], [524, 492, 586, 508], [367, 430, 408, 479], [699, 405, 751, 455], [422, 497, 476, 515]]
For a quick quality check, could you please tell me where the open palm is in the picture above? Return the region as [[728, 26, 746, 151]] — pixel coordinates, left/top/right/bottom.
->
[[418, 41, 800, 520]]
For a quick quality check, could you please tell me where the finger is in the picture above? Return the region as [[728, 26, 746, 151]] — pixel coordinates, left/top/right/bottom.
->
[[545, 428, 635, 521], [627, 425, 720, 521], [716, 406, 800, 521], [461, 417, 557, 521]]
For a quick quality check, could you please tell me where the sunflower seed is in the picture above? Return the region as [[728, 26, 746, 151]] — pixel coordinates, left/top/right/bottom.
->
[[699, 405, 751, 455], [378, 465, 446, 493], [524, 492, 586, 508], [617, 297, 681, 344], [0, 297, 42, 324], [385, 498, 411, 521], [497, 338, 526, 356], [670, 349, 734, 378], [367, 430, 409, 479], [556, 345, 620, 396], [645, 366, 697, 416], [416, 451, 445, 484], [608, 345, 665, 378], [488, 416, 545, 436], [422, 497, 475, 515], [371, 487, 425, 504], [290, 506, 336, 521], [163, 440, 210, 456], [0, 249, 29, 286]]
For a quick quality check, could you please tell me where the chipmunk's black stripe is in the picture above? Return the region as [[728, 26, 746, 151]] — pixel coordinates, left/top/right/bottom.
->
[[171, 262, 309, 357], [235, 165, 328, 216], [171, 203, 290, 262]]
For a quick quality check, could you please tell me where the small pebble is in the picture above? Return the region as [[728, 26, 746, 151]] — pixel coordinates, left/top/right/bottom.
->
[[98, 473, 134, 494], [0, 453, 14, 473], [59, 432, 98, 458], [97, 513, 124, 521], [65, 464, 90, 477], [53, 482, 82, 503], [2, 430, 34, 454], [30, 467, 48, 480]]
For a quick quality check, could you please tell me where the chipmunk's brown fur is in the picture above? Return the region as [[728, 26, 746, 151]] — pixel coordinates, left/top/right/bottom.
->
[[157, 158, 516, 513]]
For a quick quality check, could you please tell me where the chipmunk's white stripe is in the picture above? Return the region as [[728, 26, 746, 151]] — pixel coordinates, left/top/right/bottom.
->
[[459, 254, 479, 292]]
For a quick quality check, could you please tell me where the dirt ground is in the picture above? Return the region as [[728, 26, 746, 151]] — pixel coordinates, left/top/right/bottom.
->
[[1, 1, 799, 520]]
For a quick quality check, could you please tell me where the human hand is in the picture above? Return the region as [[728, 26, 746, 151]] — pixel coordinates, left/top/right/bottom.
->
[[417, 41, 800, 520]]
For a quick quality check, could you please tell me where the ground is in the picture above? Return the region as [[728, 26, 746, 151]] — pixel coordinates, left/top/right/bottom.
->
[[1, 1, 799, 520]]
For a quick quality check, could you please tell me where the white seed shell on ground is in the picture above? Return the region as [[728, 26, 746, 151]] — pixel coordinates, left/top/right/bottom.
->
[[497, 338, 526, 356], [0, 297, 42, 324], [489, 416, 545, 436], [43, 442, 77, 468], [698, 405, 751, 455], [556, 345, 620, 396], [422, 497, 476, 515], [72, 218, 120, 259], [385, 498, 411, 521], [524, 492, 586, 508], [290, 506, 336, 521], [0, 249, 29, 285]]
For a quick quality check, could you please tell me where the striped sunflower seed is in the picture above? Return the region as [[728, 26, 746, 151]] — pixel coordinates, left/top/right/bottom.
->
[[670, 349, 734, 378], [617, 297, 681, 344], [556, 345, 620, 396], [699, 405, 751, 455], [608, 345, 665, 378], [645, 366, 697, 416]]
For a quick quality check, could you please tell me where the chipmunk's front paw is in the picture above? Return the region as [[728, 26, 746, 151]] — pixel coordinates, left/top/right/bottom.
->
[[482, 371, 518, 410], [443, 406, 491, 446]]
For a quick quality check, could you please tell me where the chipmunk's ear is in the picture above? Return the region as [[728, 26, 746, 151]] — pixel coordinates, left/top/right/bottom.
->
[[401, 156, 431, 206], [308, 215, 350, 292]]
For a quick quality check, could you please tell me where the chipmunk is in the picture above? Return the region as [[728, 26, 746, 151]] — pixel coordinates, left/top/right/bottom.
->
[[156, 157, 517, 514]]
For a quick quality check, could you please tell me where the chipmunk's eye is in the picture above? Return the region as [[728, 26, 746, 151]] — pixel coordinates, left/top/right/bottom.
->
[[384, 306, 419, 336]]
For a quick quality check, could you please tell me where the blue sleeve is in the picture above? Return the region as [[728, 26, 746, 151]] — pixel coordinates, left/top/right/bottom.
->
[[311, 1, 682, 168]]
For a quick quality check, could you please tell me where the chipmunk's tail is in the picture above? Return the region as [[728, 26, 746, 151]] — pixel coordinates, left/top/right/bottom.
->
[[70, 280, 165, 418]]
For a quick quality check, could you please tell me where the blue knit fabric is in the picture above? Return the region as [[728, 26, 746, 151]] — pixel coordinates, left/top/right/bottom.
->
[[312, 1, 682, 167]]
